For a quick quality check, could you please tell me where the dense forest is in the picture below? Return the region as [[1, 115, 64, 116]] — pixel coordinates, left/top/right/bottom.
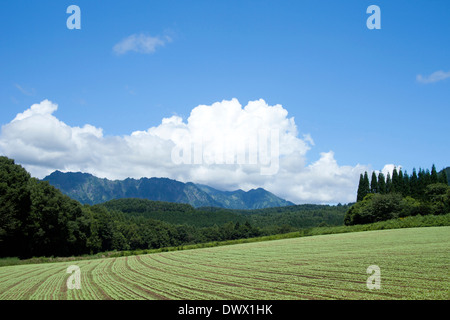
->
[[3, 155, 446, 259], [345, 165, 450, 225], [0, 156, 348, 259]]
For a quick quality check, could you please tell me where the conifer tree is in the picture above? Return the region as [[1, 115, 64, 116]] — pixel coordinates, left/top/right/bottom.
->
[[424, 169, 431, 185], [430, 164, 438, 184], [391, 167, 399, 193], [418, 168, 433, 200], [410, 168, 418, 198], [378, 172, 386, 194], [356, 174, 365, 202], [398, 169, 405, 195], [363, 171, 370, 196], [370, 171, 378, 194], [356, 172, 370, 201], [402, 170, 410, 196], [386, 172, 392, 193], [417, 168, 426, 199], [440, 168, 448, 185]]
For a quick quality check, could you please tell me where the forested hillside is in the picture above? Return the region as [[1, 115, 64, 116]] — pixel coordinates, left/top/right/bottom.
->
[[102, 198, 349, 230], [0, 157, 89, 258], [0, 156, 347, 259]]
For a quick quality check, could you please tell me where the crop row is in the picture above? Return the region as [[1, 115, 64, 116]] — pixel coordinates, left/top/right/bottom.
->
[[0, 227, 448, 300]]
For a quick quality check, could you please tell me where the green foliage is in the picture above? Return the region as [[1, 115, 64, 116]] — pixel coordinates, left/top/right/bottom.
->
[[357, 172, 370, 202], [0, 157, 93, 258], [370, 171, 378, 194], [399, 196, 422, 217], [377, 172, 386, 194], [386, 172, 392, 193], [350, 164, 450, 225], [347, 172, 450, 225]]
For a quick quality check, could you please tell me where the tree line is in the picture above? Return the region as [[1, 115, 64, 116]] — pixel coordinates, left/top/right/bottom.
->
[[357, 165, 448, 202], [346, 165, 450, 225]]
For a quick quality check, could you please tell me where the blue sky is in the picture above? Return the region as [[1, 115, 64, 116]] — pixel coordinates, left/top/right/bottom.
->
[[0, 1, 449, 203]]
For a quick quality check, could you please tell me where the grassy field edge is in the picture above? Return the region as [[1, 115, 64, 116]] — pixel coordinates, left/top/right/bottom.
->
[[1, 213, 449, 268]]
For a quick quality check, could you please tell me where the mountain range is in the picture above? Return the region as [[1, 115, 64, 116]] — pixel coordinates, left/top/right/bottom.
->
[[42, 171, 295, 209]]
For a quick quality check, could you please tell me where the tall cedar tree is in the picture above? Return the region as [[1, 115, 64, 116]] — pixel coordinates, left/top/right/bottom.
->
[[357, 174, 365, 202], [363, 172, 370, 197], [418, 169, 427, 199], [356, 172, 370, 202], [398, 169, 404, 195], [370, 172, 378, 194], [410, 168, 419, 198], [386, 172, 392, 193], [425, 169, 431, 185], [431, 165, 439, 184], [402, 171, 410, 196], [440, 169, 448, 185], [391, 167, 399, 193], [378, 172, 386, 194], [356, 174, 364, 202]]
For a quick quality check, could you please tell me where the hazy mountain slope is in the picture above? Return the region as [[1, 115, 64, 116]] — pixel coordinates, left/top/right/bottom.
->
[[43, 171, 294, 209], [197, 184, 295, 209]]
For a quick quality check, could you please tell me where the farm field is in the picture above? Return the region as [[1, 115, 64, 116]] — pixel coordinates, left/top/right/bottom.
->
[[0, 226, 448, 300]]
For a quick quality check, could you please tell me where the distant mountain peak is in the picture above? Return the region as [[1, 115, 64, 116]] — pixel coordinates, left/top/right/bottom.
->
[[43, 171, 294, 209]]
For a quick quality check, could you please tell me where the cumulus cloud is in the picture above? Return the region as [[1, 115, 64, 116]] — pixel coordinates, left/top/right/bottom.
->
[[113, 33, 171, 55], [380, 164, 402, 177], [0, 98, 371, 204], [416, 70, 450, 84]]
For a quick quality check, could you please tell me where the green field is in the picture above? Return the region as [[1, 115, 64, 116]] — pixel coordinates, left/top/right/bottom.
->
[[0, 226, 448, 300]]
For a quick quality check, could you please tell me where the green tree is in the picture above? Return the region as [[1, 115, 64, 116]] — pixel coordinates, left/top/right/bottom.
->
[[357, 173, 368, 202], [398, 169, 404, 195], [417, 169, 426, 200], [386, 172, 392, 194], [425, 183, 449, 215], [0, 157, 32, 258], [377, 172, 386, 194], [370, 172, 378, 194], [391, 167, 400, 193], [440, 169, 449, 185], [370, 193, 403, 222], [363, 172, 370, 196], [430, 165, 439, 184], [399, 196, 422, 217], [402, 171, 410, 197], [424, 169, 431, 186], [344, 193, 403, 225], [410, 168, 419, 198]]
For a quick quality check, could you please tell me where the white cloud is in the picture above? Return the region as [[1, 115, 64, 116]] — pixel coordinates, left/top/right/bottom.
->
[[113, 33, 171, 55], [12, 99, 58, 122], [416, 70, 450, 84], [0, 98, 371, 204], [380, 164, 402, 177]]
